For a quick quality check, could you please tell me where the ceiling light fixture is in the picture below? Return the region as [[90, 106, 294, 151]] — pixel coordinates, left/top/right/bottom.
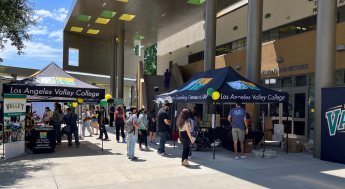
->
[[119, 14, 135, 21], [95, 17, 110, 24], [276, 57, 284, 62], [161, 14, 165, 17], [103, 3, 106, 6], [88, 24, 90, 27], [336, 45, 345, 51]]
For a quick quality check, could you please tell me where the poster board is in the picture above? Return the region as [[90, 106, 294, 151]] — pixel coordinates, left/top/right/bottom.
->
[[3, 94, 27, 159], [114, 98, 123, 108]]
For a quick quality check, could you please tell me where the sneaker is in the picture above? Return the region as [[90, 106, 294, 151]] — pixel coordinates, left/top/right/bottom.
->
[[158, 152, 166, 156], [76, 145, 80, 148], [89, 134, 93, 137], [139, 146, 143, 151], [131, 157, 138, 161], [241, 156, 247, 159], [183, 161, 190, 167], [103, 138, 109, 141], [56, 142, 61, 145], [152, 142, 157, 145], [96, 138, 102, 140], [95, 133, 99, 135], [145, 146, 149, 151], [69, 145, 72, 148], [188, 155, 192, 159], [235, 156, 239, 160]]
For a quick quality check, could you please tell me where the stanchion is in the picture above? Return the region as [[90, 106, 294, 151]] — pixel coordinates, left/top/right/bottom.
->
[[286, 102, 289, 154], [173, 102, 177, 148], [213, 102, 216, 159], [261, 111, 266, 157]]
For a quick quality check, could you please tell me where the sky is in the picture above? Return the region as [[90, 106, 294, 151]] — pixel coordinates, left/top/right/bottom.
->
[[0, 0, 73, 69]]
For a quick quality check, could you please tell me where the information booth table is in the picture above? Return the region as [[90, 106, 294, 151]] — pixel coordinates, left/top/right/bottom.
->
[[32, 128, 56, 153]]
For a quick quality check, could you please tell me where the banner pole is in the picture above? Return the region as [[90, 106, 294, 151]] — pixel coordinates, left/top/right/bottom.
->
[[213, 102, 216, 159], [173, 103, 177, 148], [2, 100, 4, 159], [286, 103, 289, 154]]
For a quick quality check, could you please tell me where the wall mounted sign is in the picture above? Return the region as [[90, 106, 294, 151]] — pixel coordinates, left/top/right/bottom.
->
[[261, 64, 308, 75]]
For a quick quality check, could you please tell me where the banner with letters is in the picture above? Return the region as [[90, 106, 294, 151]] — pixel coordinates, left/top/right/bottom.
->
[[321, 88, 345, 165], [3, 94, 26, 159]]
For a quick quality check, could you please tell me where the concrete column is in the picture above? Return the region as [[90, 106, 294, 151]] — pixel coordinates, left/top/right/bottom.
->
[[110, 36, 117, 98], [117, 30, 125, 99], [11, 74, 17, 81], [246, 0, 263, 131], [203, 0, 217, 71], [314, 0, 337, 159], [131, 85, 135, 106], [203, 0, 217, 115]]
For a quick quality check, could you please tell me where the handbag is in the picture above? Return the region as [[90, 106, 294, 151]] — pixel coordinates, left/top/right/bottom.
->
[[61, 113, 73, 135]]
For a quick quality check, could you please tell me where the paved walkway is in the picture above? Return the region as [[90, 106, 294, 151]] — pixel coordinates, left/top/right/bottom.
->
[[1, 126, 344, 189]]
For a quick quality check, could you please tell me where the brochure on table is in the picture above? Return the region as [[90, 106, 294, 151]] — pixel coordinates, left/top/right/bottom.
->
[[3, 94, 27, 159]]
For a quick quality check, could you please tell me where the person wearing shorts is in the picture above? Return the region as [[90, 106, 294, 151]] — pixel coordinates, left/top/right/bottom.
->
[[147, 109, 157, 145], [228, 100, 248, 160]]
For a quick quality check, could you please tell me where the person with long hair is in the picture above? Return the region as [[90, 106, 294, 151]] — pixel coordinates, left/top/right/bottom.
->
[[115, 105, 126, 143], [147, 109, 157, 145], [91, 106, 99, 135], [138, 108, 149, 151], [50, 103, 64, 145], [176, 109, 194, 166], [82, 107, 92, 137], [42, 107, 51, 123], [127, 106, 140, 160]]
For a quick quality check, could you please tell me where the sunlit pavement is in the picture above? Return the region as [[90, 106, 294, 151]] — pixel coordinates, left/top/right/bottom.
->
[[1, 126, 344, 189]]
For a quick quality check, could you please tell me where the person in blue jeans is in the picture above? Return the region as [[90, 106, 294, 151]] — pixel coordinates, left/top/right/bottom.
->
[[157, 102, 172, 155], [127, 106, 140, 160], [50, 103, 64, 145], [164, 69, 171, 90], [63, 108, 80, 148]]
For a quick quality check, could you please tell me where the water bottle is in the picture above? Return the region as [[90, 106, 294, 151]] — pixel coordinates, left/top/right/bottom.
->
[[123, 138, 126, 143]]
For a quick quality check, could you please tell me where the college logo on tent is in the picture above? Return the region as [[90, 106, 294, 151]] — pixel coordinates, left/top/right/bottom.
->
[[227, 80, 260, 90], [36, 77, 56, 84], [56, 77, 75, 85], [180, 78, 212, 91], [325, 107, 345, 136]]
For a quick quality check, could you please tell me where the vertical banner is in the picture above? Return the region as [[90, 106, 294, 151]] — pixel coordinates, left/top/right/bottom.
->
[[321, 88, 345, 165], [3, 94, 27, 159], [114, 98, 123, 108]]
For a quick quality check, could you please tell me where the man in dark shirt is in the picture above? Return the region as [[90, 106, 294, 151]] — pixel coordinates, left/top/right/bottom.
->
[[157, 102, 172, 155], [63, 108, 80, 147], [164, 69, 171, 90], [109, 104, 115, 127], [97, 105, 109, 140]]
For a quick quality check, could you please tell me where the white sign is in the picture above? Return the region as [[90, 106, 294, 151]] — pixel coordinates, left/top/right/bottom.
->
[[166, 96, 173, 103]]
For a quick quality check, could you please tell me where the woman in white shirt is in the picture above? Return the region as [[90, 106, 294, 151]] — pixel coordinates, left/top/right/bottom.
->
[[177, 109, 194, 166], [42, 107, 51, 123], [82, 107, 92, 137]]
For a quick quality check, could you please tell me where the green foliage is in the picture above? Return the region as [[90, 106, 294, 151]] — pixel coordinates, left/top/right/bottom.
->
[[144, 44, 157, 75], [0, 0, 38, 55], [134, 45, 139, 56]]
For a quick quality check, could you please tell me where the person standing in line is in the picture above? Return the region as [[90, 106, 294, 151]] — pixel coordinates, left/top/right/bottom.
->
[[109, 104, 116, 127], [82, 107, 92, 137], [177, 109, 194, 166], [189, 115, 200, 159], [115, 105, 126, 143], [90, 106, 99, 135], [138, 108, 149, 151], [97, 105, 109, 140], [157, 102, 172, 155], [164, 69, 171, 90], [127, 106, 140, 160], [50, 103, 64, 145], [228, 100, 248, 160], [148, 109, 157, 145], [63, 108, 80, 148], [42, 107, 51, 124]]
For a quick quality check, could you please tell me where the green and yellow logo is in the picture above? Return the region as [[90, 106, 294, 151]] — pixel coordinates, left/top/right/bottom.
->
[[180, 78, 212, 91], [40, 132, 47, 139], [325, 106, 345, 136], [227, 80, 260, 90], [56, 77, 75, 85]]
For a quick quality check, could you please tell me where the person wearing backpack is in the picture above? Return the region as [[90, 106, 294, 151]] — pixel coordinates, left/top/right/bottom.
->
[[63, 108, 80, 148], [125, 106, 140, 160]]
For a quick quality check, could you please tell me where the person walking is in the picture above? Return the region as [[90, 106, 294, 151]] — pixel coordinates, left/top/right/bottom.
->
[[228, 100, 248, 160], [109, 104, 115, 127], [157, 102, 172, 155], [177, 109, 194, 166], [82, 107, 92, 137], [91, 106, 99, 135], [50, 103, 64, 145], [148, 109, 157, 145], [189, 115, 200, 159], [138, 108, 149, 151], [127, 106, 140, 160], [164, 69, 171, 90], [63, 108, 80, 148], [115, 105, 126, 143], [97, 105, 109, 140]]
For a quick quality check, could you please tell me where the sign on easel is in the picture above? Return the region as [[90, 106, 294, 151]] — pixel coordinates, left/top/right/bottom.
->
[[114, 98, 123, 108], [3, 94, 27, 159]]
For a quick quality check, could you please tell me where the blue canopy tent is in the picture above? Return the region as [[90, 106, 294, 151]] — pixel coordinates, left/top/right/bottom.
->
[[155, 66, 289, 158]]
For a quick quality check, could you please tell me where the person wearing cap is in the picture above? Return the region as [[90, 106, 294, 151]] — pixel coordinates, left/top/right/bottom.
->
[[228, 100, 248, 160], [157, 102, 172, 155]]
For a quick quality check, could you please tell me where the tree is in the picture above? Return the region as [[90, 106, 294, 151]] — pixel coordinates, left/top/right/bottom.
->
[[144, 44, 157, 75], [0, 0, 38, 55]]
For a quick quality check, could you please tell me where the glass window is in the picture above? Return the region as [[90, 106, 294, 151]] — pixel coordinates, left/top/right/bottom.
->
[[69, 48, 79, 66], [269, 78, 280, 88], [290, 21, 301, 36], [270, 28, 279, 41], [261, 79, 269, 88], [337, 11, 341, 23], [294, 121, 305, 135], [270, 103, 279, 117], [301, 17, 314, 33], [296, 75, 307, 86], [216, 45, 224, 56], [237, 39, 245, 50], [308, 86, 315, 139], [283, 120, 292, 134], [224, 105, 231, 117], [216, 104, 223, 118], [279, 25, 290, 39], [262, 31, 270, 43], [231, 41, 237, 52], [314, 16, 317, 29], [309, 74, 315, 86], [335, 70, 344, 84], [281, 77, 295, 88], [224, 43, 231, 54], [294, 93, 306, 118], [260, 104, 268, 116], [283, 93, 293, 117]]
